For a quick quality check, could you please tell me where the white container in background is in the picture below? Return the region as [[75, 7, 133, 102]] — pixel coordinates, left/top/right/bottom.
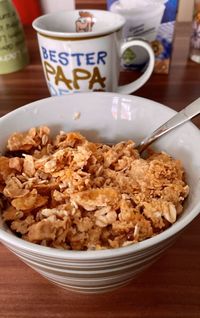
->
[[40, 0, 75, 14], [110, 0, 167, 42], [107, 0, 179, 74]]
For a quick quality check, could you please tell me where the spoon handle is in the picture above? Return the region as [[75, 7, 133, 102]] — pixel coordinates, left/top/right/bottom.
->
[[137, 97, 200, 154]]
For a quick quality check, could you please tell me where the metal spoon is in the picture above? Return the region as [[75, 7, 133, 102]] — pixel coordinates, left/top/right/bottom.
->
[[136, 97, 200, 154]]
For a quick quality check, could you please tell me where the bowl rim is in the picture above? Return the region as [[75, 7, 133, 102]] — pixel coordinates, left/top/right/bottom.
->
[[0, 92, 200, 260]]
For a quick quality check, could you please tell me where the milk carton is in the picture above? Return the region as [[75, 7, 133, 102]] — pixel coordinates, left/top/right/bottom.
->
[[107, 0, 179, 74]]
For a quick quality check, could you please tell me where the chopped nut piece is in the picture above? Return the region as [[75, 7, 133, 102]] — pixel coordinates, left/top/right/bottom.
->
[[23, 155, 35, 177], [73, 112, 81, 120]]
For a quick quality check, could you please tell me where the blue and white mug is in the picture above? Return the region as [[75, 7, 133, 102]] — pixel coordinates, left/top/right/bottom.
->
[[33, 9, 155, 96]]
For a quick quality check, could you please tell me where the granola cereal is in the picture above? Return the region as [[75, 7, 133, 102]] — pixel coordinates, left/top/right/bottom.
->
[[0, 126, 189, 250]]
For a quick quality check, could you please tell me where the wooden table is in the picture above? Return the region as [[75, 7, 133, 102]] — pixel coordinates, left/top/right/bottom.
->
[[0, 21, 200, 318]]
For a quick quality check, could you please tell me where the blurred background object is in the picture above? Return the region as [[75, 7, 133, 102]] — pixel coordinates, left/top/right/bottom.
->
[[40, 0, 75, 14], [11, 0, 196, 24], [12, 0, 42, 25], [177, 0, 194, 21], [189, 0, 200, 63], [12, 0, 75, 24], [0, 0, 29, 74], [107, 0, 179, 74]]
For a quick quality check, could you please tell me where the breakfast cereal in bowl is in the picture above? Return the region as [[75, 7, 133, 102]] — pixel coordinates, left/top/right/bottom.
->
[[0, 126, 189, 251], [0, 93, 199, 293]]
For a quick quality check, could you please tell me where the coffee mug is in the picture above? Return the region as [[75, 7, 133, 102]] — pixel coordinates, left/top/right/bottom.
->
[[33, 10, 155, 95]]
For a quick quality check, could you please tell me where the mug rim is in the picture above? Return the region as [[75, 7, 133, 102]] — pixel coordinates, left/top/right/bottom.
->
[[32, 9, 126, 39]]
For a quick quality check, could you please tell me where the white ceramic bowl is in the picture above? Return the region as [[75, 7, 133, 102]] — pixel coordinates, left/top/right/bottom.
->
[[0, 92, 200, 294]]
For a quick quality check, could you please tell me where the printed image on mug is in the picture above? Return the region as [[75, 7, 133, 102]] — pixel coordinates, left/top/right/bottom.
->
[[33, 10, 155, 96]]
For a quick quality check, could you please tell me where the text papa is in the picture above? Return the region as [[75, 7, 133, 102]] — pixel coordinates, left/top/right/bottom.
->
[[41, 47, 108, 91]]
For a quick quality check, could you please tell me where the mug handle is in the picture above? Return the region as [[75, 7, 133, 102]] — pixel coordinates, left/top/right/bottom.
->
[[117, 40, 155, 94]]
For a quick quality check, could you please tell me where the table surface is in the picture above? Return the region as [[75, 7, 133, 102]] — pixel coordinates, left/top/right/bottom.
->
[[0, 20, 200, 318]]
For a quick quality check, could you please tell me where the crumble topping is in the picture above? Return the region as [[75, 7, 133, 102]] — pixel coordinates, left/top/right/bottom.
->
[[0, 126, 189, 250]]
